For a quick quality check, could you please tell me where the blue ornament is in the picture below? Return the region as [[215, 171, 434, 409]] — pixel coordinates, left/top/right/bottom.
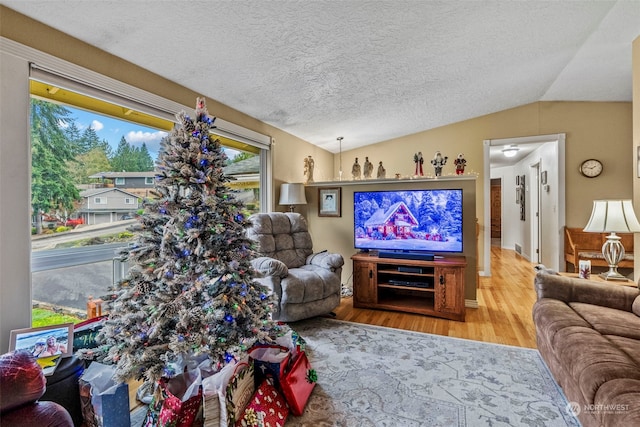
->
[[178, 335, 184, 342], [240, 291, 247, 297], [185, 221, 193, 228], [225, 352, 234, 363], [235, 214, 244, 222], [160, 208, 167, 214], [165, 270, 174, 278], [260, 293, 267, 300], [182, 249, 191, 257], [224, 314, 234, 323], [200, 159, 209, 167]]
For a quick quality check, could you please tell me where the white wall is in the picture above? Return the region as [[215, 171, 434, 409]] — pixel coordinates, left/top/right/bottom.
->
[[0, 49, 32, 353]]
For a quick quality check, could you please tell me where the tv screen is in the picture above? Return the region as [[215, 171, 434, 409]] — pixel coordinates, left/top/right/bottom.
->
[[354, 188, 463, 253]]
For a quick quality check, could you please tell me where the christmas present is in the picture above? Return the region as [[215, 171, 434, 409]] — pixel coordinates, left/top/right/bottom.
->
[[225, 361, 256, 427], [79, 362, 130, 427], [73, 315, 106, 350], [142, 369, 203, 427], [201, 359, 238, 427], [236, 378, 289, 427], [280, 350, 316, 416], [248, 344, 290, 390]]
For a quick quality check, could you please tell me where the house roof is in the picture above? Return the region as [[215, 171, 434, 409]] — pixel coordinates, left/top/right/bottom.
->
[[365, 202, 419, 227], [3, 1, 639, 152], [88, 171, 156, 179], [80, 188, 140, 199]]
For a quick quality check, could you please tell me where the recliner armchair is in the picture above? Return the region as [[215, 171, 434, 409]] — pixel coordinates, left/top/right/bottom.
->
[[247, 212, 344, 322]]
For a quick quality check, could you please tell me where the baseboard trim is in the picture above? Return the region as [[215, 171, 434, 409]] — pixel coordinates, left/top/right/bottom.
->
[[465, 299, 479, 308]]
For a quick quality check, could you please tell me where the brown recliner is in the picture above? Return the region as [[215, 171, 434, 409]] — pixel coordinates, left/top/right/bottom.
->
[[0, 350, 74, 427]]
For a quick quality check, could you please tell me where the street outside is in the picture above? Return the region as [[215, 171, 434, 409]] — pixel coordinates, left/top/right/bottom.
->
[[31, 220, 135, 315]]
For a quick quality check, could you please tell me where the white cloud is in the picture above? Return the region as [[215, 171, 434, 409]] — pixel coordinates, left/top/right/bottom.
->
[[126, 130, 168, 157], [91, 120, 104, 131]]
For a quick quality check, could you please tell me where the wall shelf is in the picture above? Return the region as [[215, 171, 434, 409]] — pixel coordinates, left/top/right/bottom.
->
[[305, 174, 477, 187]]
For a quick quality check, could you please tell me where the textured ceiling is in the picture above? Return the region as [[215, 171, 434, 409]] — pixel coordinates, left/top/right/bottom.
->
[[3, 1, 640, 154]]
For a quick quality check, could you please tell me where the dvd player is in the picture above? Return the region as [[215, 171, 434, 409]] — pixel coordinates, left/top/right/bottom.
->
[[379, 251, 434, 261], [388, 279, 432, 289]]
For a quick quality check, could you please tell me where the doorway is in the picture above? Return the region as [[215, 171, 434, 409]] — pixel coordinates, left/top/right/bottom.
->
[[482, 134, 566, 276]]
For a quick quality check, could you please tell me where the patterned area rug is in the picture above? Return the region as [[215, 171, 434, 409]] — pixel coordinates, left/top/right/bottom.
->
[[130, 318, 580, 426], [285, 317, 580, 427]]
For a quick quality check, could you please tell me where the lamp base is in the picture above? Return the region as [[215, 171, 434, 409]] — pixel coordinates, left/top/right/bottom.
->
[[598, 269, 628, 281]]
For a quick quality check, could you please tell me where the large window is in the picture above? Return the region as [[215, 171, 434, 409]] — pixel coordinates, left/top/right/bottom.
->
[[29, 74, 270, 320]]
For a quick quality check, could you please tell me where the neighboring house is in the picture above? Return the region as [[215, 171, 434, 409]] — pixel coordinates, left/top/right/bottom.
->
[[223, 156, 260, 211], [77, 188, 141, 225], [88, 171, 156, 198]]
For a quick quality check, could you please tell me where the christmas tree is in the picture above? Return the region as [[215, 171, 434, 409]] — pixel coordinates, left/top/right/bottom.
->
[[97, 98, 277, 382]]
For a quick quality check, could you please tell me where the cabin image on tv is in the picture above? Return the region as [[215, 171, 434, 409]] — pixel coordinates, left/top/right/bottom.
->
[[354, 189, 463, 253]]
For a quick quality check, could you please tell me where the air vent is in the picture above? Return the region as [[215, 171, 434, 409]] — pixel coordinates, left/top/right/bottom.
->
[[515, 244, 522, 254]]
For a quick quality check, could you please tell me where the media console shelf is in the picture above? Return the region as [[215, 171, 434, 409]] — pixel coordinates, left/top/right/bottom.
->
[[351, 253, 466, 321]]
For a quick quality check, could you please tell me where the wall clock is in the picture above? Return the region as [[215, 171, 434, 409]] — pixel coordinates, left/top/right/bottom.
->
[[579, 159, 603, 178]]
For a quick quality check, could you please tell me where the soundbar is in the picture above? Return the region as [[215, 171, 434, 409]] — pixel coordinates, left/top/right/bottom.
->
[[378, 251, 435, 261]]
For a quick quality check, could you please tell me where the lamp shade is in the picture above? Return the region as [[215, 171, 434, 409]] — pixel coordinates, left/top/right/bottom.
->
[[279, 183, 307, 206], [583, 200, 640, 233]]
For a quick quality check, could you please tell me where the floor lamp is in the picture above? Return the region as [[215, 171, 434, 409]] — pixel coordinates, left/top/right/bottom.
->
[[279, 183, 307, 212], [583, 200, 640, 280]]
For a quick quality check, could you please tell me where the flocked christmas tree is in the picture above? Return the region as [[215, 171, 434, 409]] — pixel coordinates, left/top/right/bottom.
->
[[97, 98, 278, 382]]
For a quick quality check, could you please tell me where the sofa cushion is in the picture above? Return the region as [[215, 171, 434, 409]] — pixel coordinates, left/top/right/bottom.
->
[[552, 326, 640, 405], [533, 299, 592, 347], [281, 266, 341, 304], [570, 302, 640, 341], [593, 378, 640, 427], [603, 335, 640, 367], [632, 295, 640, 317]]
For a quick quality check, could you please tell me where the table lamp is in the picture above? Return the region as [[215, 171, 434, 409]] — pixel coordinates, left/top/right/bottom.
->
[[583, 200, 640, 280], [279, 183, 307, 212]]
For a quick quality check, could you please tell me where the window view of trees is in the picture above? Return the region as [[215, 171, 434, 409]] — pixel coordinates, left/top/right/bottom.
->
[[30, 96, 263, 320]]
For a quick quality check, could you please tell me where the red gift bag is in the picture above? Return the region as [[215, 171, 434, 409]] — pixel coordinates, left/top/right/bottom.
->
[[143, 373, 203, 427], [280, 351, 316, 416], [236, 378, 288, 427]]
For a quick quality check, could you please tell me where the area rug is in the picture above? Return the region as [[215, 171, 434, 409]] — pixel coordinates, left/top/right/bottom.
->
[[130, 318, 579, 426], [285, 317, 580, 427]]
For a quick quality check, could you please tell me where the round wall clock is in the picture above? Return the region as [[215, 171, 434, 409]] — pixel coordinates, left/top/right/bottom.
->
[[579, 159, 603, 178]]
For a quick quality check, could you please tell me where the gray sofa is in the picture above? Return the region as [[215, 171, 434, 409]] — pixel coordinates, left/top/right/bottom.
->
[[247, 212, 344, 322], [533, 272, 640, 427]]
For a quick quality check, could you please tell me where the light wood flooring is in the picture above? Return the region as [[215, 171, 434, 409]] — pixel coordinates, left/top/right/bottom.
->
[[333, 245, 538, 348]]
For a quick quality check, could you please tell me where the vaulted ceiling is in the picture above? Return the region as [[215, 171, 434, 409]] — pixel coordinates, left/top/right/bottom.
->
[[2, 1, 639, 154]]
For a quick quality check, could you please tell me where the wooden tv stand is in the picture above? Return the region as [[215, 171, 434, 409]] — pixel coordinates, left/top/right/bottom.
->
[[351, 252, 466, 321]]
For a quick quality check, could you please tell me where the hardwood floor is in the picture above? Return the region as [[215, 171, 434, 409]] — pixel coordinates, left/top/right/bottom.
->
[[333, 246, 538, 348]]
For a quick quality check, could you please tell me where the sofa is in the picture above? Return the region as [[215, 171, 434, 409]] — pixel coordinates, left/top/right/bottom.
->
[[0, 350, 74, 427], [247, 212, 344, 322], [533, 272, 640, 427]]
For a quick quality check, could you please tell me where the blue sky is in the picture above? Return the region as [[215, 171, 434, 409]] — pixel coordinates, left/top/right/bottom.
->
[[67, 106, 167, 159]]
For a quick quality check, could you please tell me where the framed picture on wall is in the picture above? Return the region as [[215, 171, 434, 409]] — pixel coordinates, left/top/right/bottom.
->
[[319, 187, 341, 217]]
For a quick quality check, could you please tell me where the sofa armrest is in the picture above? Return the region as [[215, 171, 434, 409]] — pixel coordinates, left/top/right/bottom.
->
[[534, 272, 639, 312], [252, 257, 288, 278], [306, 251, 345, 271]]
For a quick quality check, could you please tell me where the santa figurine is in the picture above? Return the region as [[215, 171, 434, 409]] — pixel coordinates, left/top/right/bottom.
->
[[413, 152, 424, 176], [454, 153, 467, 175], [431, 151, 448, 177]]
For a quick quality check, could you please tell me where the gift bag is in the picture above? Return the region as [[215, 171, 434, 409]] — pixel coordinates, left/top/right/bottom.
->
[[201, 359, 238, 427], [79, 362, 130, 427], [236, 378, 289, 427], [280, 350, 316, 416], [225, 361, 255, 427], [143, 369, 203, 427], [248, 345, 290, 390]]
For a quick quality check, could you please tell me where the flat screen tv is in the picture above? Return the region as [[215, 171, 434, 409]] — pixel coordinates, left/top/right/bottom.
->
[[354, 188, 463, 254]]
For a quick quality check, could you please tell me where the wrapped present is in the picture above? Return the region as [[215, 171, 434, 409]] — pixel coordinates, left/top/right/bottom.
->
[[225, 361, 255, 427], [142, 370, 203, 427], [236, 378, 288, 427]]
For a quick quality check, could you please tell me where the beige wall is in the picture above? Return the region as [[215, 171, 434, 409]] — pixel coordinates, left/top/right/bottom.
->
[[634, 36, 640, 277], [312, 101, 632, 280]]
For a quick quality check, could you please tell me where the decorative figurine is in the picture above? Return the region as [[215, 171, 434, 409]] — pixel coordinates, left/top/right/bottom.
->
[[377, 161, 386, 179], [413, 152, 424, 176], [431, 151, 448, 177], [303, 155, 314, 183], [363, 157, 373, 179], [352, 157, 361, 180], [454, 153, 467, 175]]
